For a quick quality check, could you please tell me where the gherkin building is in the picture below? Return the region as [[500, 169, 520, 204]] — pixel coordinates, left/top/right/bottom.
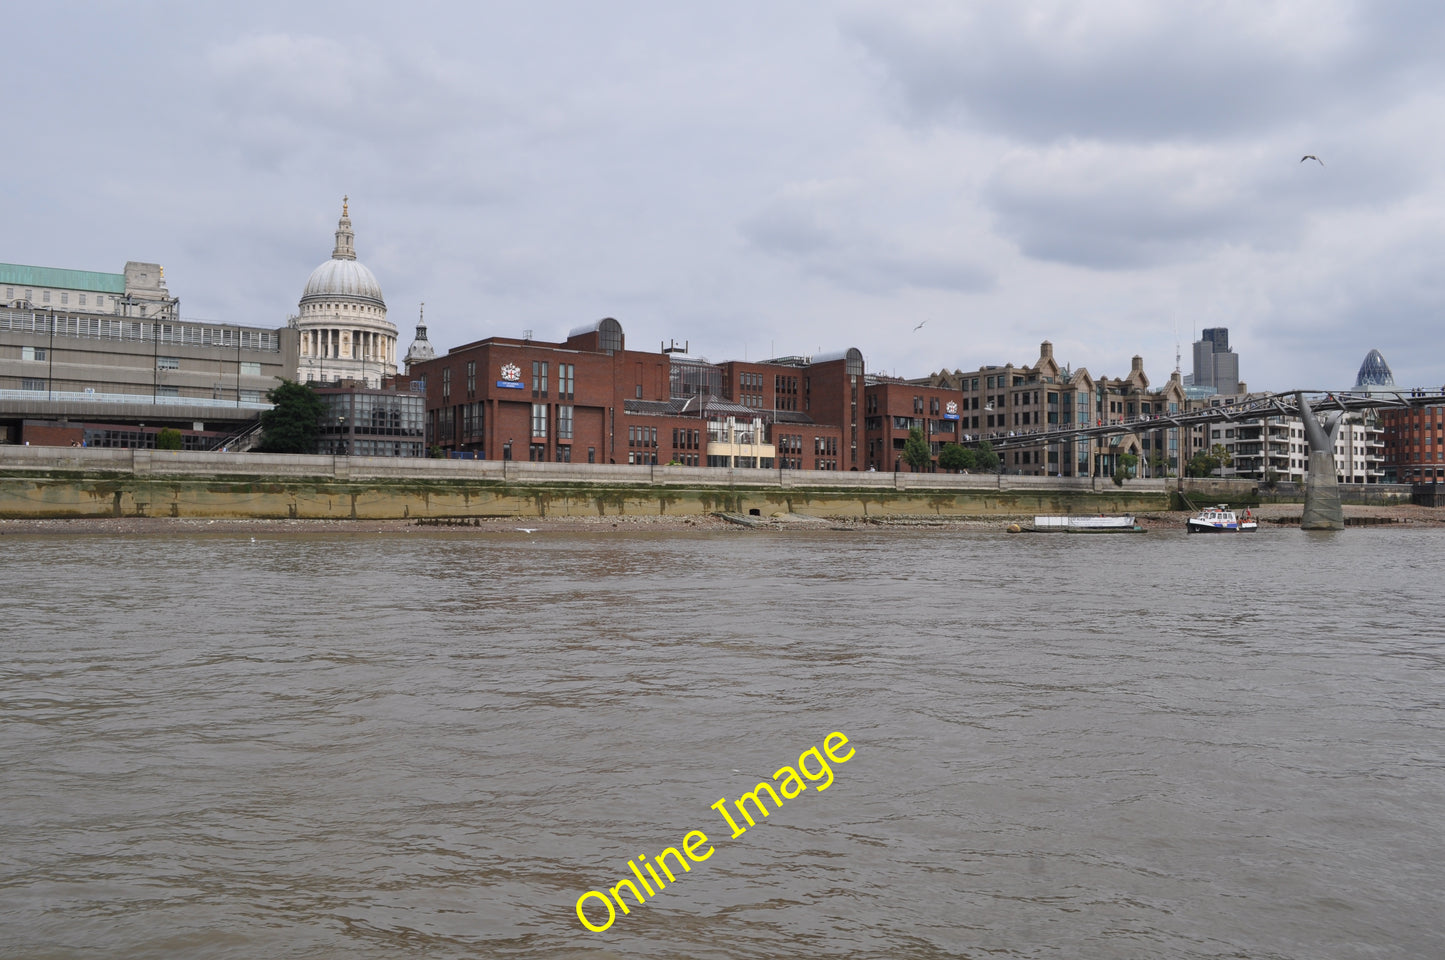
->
[[1354, 349, 1395, 391]]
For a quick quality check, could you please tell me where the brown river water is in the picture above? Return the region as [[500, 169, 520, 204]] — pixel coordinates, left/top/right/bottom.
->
[[1, 526, 1441, 959]]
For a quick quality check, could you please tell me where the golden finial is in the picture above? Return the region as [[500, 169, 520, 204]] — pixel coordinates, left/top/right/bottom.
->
[[342, 195, 349, 217]]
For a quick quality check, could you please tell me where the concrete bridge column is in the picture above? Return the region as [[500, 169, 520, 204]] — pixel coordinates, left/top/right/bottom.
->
[[1297, 392, 1345, 530]]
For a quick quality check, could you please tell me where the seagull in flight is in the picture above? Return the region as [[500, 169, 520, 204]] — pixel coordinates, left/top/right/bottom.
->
[[516, 527, 538, 534], [1301, 155, 1324, 166], [913, 319, 928, 332]]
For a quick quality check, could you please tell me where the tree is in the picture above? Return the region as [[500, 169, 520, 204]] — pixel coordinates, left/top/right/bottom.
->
[[155, 428, 183, 450], [257, 380, 324, 454], [937, 443, 975, 473], [971, 439, 1001, 473], [1113, 452, 1139, 486], [902, 427, 932, 471], [1148, 454, 1171, 478], [1185, 443, 1233, 478]]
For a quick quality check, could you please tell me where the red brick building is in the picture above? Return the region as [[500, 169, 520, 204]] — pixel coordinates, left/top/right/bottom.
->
[[862, 379, 968, 471], [411, 319, 860, 470], [1382, 402, 1445, 483]]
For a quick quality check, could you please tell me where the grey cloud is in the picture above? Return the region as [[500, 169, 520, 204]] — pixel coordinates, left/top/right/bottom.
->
[[981, 134, 1432, 270], [742, 188, 994, 294], [845, 3, 1445, 142]]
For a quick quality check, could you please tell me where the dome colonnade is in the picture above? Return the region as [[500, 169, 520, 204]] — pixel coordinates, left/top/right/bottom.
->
[[294, 198, 398, 388]]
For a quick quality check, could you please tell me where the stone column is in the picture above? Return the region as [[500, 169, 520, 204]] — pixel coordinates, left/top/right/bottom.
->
[[1297, 392, 1345, 530]]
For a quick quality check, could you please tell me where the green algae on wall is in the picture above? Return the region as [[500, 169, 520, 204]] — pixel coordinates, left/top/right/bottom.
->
[[0, 473, 1170, 520]]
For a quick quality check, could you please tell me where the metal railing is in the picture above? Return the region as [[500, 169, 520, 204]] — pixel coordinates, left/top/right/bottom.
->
[[0, 388, 271, 410], [0, 309, 281, 352]]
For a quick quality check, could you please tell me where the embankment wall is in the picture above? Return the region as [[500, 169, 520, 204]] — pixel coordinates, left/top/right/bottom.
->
[[0, 446, 1171, 519]]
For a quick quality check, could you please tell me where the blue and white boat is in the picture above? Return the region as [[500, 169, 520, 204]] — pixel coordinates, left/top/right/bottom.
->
[[1186, 504, 1258, 533]]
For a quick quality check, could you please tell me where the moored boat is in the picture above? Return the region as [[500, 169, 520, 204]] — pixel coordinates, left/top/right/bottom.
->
[[1032, 515, 1144, 533], [1186, 504, 1258, 533]]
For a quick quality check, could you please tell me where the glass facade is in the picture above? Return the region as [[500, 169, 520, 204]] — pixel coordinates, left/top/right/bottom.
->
[[316, 388, 426, 457]]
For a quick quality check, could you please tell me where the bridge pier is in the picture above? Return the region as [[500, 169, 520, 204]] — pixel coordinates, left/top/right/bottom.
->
[[1297, 392, 1345, 530]]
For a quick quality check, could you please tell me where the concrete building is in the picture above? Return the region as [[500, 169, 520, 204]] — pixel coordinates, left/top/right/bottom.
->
[[293, 199, 397, 388], [3, 260, 177, 318], [1191, 327, 1241, 396], [0, 261, 294, 447], [1206, 398, 1384, 484], [939, 342, 1187, 477]]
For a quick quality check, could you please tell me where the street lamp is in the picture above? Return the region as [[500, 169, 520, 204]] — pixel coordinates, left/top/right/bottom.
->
[[46, 306, 56, 401]]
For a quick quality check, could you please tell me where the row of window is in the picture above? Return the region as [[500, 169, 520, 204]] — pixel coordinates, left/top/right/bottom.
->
[[0, 312, 280, 351], [13, 378, 262, 402], [5, 287, 111, 309]]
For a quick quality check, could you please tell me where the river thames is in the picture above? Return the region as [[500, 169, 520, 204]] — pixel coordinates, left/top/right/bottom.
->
[[1, 524, 1441, 959]]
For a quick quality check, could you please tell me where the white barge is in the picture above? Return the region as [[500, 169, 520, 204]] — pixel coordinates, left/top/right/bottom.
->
[[1032, 515, 1144, 533]]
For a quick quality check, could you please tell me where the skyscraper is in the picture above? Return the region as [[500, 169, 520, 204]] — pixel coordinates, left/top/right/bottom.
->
[[1192, 327, 1240, 395]]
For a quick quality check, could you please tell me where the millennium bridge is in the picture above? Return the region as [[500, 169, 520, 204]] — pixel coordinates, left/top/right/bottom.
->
[[981, 388, 1444, 529]]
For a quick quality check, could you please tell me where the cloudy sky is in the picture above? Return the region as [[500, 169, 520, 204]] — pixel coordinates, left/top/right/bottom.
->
[[6, 1, 1444, 390]]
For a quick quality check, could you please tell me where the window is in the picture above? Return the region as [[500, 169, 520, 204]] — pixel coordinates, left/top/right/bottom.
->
[[531, 403, 547, 438], [157, 357, 180, 370], [79, 294, 87, 306], [21, 378, 45, 391], [158, 385, 179, 397], [532, 361, 548, 397], [467, 360, 476, 394], [559, 363, 575, 400], [556, 445, 571, 463], [442, 367, 451, 401], [240, 362, 261, 377], [240, 389, 263, 402], [43, 291, 51, 303], [60, 292, 69, 305], [21, 347, 45, 361], [557, 404, 573, 440], [529, 443, 546, 461]]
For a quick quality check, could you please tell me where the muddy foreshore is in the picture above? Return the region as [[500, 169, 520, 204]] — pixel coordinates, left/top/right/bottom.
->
[[0, 502, 1439, 536]]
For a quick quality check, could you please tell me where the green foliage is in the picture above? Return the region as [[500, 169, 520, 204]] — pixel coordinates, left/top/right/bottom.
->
[[971, 439, 1001, 473], [1185, 443, 1233, 478], [257, 380, 324, 454], [903, 427, 932, 471], [937, 443, 975, 473], [429, 444, 446, 459], [1112, 452, 1139, 485], [1149, 454, 1171, 478], [155, 428, 183, 450]]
